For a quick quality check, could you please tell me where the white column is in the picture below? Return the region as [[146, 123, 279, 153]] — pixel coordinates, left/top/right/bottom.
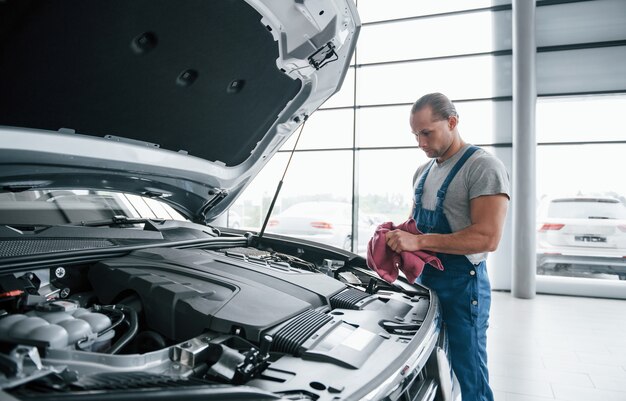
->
[[512, 0, 537, 299]]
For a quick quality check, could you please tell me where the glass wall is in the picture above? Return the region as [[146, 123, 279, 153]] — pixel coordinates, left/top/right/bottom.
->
[[230, 0, 626, 293], [533, 0, 626, 285], [228, 150, 353, 233], [231, 1, 513, 258]]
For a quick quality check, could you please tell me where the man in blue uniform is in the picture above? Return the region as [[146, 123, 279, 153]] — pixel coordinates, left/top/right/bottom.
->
[[386, 93, 510, 401]]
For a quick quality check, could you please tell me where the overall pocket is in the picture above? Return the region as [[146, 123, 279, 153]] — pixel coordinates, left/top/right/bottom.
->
[[422, 268, 475, 326]]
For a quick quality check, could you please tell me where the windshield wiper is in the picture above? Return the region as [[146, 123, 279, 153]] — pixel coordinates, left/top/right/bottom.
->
[[0, 224, 56, 237], [69, 215, 166, 227], [66, 216, 222, 236]]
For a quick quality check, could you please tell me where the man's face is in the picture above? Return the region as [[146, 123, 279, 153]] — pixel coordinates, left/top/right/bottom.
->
[[409, 106, 455, 160]]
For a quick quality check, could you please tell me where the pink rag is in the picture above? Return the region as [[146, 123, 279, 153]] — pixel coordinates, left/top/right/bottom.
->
[[366, 218, 444, 284]]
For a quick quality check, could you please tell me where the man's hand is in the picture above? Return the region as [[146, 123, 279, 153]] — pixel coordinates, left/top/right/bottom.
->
[[386, 230, 421, 253], [396, 194, 508, 255]]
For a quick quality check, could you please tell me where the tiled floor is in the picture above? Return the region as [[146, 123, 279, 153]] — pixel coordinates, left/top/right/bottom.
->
[[487, 291, 626, 401]]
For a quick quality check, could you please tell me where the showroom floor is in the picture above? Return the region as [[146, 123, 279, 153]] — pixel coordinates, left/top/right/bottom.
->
[[487, 291, 626, 401]]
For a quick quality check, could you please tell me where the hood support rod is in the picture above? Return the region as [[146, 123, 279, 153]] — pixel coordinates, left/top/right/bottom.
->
[[258, 116, 307, 239]]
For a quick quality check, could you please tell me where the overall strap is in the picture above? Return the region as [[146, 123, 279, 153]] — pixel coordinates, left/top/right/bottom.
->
[[435, 146, 480, 211], [414, 159, 437, 208]]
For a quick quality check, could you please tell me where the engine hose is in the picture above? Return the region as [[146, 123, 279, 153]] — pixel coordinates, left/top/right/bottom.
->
[[76, 305, 127, 350], [107, 305, 138, 354], [95, 306, 125, 336]]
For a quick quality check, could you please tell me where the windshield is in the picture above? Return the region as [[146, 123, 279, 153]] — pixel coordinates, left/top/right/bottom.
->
[[0, 189, 186, 226]]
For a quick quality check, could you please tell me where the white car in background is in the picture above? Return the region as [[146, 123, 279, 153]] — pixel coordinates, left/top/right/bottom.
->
[[536, 195, 626, 280], [267, 201, 382, 251]]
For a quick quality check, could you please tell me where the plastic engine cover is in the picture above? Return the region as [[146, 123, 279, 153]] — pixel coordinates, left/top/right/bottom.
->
[[88, 248, 346, 342]]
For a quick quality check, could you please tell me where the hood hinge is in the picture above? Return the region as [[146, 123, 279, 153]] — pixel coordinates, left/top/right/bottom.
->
[[196, 188, 229, 223]]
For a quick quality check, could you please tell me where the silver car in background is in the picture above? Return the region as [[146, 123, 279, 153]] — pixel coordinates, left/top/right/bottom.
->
[[537, 196, 626, 280]]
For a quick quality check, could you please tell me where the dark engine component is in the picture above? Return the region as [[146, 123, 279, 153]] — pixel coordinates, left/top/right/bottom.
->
[[95, 304, 138, 354], [87, 248, 344, 343], [329, 288, 372, 310], [270, 309, 332, 355], [206, 339, 271, 384]]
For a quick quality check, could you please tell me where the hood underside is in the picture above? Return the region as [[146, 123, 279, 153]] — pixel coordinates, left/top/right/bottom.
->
[[0, 0, 360, 221], [0, 0, 301, 166]]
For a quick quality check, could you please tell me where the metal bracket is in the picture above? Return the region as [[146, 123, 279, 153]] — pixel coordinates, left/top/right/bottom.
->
[[104, 135, 160, 148], [308, 42, 338, 70]]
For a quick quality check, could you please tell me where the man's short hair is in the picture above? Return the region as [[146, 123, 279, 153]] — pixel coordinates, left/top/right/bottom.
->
[[411, 92, 458, 121]]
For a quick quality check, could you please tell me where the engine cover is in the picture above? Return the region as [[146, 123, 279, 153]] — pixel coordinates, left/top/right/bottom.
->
[[88, 247, 346, 342]]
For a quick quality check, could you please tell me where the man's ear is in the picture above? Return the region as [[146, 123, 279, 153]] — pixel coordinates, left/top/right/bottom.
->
[[448, 115, 458, 131]]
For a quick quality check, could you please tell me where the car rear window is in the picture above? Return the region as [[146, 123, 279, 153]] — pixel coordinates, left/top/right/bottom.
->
[[548, 198, 626, 219]]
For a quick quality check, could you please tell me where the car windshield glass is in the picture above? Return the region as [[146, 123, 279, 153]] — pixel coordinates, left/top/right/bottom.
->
[[548, 199, 626, 219], [0, 189, 186, 226]]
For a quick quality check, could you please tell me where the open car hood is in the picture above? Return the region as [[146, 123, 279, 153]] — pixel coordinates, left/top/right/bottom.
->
[[0, 0, 359, 223]]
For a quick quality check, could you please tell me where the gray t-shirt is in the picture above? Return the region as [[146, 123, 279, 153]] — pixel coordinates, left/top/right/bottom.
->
[[411, 144, 511, 264]]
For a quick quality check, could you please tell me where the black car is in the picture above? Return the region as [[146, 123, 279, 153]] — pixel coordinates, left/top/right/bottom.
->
[[0, 1, 459, 400]]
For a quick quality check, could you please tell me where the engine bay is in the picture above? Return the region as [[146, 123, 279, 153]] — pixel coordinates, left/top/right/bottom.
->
[[0, 238, 435, 400]]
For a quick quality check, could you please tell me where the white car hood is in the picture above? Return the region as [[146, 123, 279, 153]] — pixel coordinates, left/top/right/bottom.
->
[[0, 0, 359, 223]]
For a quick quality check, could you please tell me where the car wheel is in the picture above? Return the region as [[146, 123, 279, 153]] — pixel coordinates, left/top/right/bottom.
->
[[618, 274, 626, 281]]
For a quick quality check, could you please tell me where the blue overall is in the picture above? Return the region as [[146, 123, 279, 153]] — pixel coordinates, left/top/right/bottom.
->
[[413, 146, 494, 401]]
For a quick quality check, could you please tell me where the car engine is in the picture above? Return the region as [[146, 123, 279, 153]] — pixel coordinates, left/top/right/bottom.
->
[[0, 240, 437, 401]]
